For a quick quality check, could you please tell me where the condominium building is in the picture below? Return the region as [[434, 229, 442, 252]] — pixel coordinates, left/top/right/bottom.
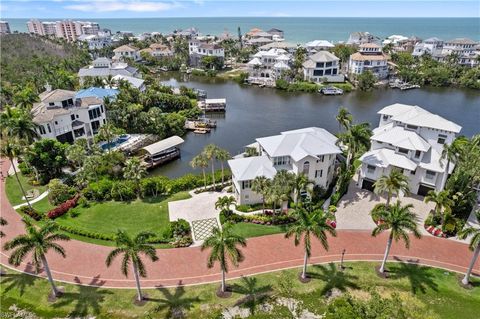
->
[[0, 21, 11, 34], [26, 19, 101, 41]]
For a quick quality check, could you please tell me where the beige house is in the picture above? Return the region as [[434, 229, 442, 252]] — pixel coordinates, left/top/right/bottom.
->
[[113, 44, 141, 62]]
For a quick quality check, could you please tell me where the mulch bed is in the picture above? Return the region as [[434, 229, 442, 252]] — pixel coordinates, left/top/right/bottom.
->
[[375, 265, 389, 279], [133, 293, 149, 306], [47, 286, 65, 303], [298, 272, 312, 283], [216, 285, 233, 298]]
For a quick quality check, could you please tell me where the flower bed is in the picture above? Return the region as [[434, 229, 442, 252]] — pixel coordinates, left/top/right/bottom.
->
[[425, 225, 446, 238], [47, 194, 80, 219]]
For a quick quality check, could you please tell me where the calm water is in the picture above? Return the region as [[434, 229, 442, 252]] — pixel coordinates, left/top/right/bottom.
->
[[153, 74, 480, 178], [7, 17, 479, 43]]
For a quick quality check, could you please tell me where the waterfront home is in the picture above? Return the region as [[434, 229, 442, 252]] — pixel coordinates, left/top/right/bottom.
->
[[382, 34, 418, 53], [111, 75, 146, 91], [31, 86, 107, 144], [247, 48, 292, 85], [77, 34, 112, 50], [247, 37, 275, 47], [347, 31, 378, 45], [442, 38, 477, 55], [302, 51, 345, 83], [304, 40, 335, 53], [0, 21, 11, 34], [113, 44, 141, 62], [348, 43, 389, 79], [358, 103, 461, 196], [228, 127, 341, 205], [78, 57, 140, 84], [188, 40, 225, 67], [412, 37, 444, 57], [267, 28, 284, 40]]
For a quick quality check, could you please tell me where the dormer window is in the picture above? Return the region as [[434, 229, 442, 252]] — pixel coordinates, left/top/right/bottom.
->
[[398, 148, 409, 155]]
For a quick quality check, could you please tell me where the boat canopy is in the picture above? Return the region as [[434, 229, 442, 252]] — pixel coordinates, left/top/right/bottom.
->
[[142, 136, 184, 155]]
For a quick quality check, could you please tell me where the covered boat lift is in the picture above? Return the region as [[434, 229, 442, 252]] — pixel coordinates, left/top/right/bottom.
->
[[141, 136, 184, 169]]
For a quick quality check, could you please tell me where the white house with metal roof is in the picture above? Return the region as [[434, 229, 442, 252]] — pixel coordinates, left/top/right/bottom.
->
[[358, 103, 462, 196], [247, 48, 292, 85], [228, 127, 341, 205], [78, 57, 140, 84]]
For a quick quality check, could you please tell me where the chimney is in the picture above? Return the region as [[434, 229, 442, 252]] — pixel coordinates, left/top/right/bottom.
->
[[45, 83, 52, 92]]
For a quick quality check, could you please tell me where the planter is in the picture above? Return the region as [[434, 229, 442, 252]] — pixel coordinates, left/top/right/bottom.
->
[[425, 225, 445, 238]]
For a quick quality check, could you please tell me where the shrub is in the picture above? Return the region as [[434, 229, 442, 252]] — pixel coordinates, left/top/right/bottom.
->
[[141, 176, 168, 197], [48, 179, 75, 205], [110, 181, 136, 201], [163, 218, 191, 238], [56, 224, 115, 241], [47, 194, 80, 219], [18, 162, 32, 175], [82, 178, 113, 201], [18, 206, 42, 221], [171, 236, 193, 248]]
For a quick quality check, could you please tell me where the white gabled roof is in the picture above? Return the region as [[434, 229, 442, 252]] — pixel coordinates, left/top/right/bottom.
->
[[418, 148, 452, 173], [378, 104, 462, 133], [372, 126, 430, 152], [228, 156, 276, 181], [112, 74, 144, 89], [273, 61, 290, 69], [142, 136, 184, 155], [247, 57, 262, 66], [257, 127, 341, 162], [305, 40, 335, 48], [360, 149, 417, 171]]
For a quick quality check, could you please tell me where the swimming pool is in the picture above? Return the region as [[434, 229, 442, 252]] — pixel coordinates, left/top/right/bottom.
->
[[100, 134, 131, 151]]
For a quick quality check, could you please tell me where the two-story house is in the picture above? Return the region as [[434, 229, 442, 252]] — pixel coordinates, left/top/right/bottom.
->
[[78, 57, 140, 84], [113, 44, 141, 62], [247, 48, 292, 85], [228, 127, 341, 205], [348, 43, 389, 79], [302, 51, 345, 83], [31, 87, 107, 144], [412, 37, 444, 57], [358, 103, 462, 196], [188, 40, 225, 67]]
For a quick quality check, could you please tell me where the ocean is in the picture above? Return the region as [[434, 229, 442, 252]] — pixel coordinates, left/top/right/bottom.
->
[[6, 17, 479, 43]]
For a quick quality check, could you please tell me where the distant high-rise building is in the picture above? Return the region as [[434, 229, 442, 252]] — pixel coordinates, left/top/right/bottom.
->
[[26, 19, 101, 41], [0, 21, 11, 34]]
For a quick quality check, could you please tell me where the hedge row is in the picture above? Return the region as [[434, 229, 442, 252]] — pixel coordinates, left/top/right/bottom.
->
[[47, 195, 80, 219], [222, 210, 295, 225]]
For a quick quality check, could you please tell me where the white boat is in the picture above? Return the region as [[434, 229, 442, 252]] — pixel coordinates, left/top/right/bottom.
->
[[320, 86, 344, 95]]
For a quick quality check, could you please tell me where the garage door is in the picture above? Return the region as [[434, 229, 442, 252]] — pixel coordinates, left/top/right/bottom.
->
[[417, 184, 435, 196], [361, 179, 376, 192]]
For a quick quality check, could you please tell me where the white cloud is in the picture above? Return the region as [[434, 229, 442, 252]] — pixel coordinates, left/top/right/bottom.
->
[[64, 1, 181, 13]]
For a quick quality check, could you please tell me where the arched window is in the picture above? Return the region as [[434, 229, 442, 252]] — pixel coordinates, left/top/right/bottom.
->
[[302, 161, 310, 175]]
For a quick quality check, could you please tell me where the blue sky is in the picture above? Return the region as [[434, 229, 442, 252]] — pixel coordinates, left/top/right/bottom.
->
[[1, 0, 479, 18]]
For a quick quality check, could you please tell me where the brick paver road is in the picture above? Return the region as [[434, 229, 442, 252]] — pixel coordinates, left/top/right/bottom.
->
[[1, 159, 478, 288]]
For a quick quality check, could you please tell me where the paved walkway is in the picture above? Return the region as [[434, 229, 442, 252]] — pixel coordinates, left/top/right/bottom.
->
[[0, 160, 479, 289], [13, 190, 49, 210]]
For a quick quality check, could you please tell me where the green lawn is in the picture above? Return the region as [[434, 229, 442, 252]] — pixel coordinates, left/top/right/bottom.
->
[[1, 262, 479, 318], [230, 222, 286, 238], [5, 173, 48, 206], [55, 192, 191, 239]]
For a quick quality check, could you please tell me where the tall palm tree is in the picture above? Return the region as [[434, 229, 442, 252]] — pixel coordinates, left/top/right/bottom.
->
[[273, 170, 295, 208], [123, 157, 147, 197], [215, 147, 231, 187], [440, 141, 460, 189], [335, 106, 353, 131], [285, 208, 337, 280], [2, 110, 38, 144], [337, 122, 372, 168], [106, 230, 159, 301], [3, 218, 70, 297], [12, 86, 39, 110], [0, 136, 33, 209], [424, 190, 454, 222], [292, 173, 312, 205], [374, 169, 410, 206], [458, 211, 480, 285], [371, 202, 421, 274], [251, 176, 272, 213], [201, 223, 247, 294], [190, 154, 209, 190], [203, 144, 218, 188]]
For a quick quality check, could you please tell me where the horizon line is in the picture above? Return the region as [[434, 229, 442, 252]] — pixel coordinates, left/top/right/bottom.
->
[[3, 16, 478, 19]]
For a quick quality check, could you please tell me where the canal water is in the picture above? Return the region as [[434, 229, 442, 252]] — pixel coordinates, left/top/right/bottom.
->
[[154, 74, 480, 178]]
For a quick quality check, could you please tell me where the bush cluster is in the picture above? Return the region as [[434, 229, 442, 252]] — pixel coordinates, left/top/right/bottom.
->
[[222, 210, 295, 225], [47, 194, 80, 219]]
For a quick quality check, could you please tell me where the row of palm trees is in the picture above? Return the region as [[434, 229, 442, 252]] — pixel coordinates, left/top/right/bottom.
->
[[2, 198, 479, 304], [189, 144, 231, 189]]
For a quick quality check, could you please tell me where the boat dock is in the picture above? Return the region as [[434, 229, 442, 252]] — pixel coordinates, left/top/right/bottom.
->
[[141, 136, 184, 169], [198, 98, 227, 112], [389, 80, 420, 90]]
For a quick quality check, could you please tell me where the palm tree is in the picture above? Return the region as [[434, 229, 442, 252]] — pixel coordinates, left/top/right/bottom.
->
[[251, 176, 272, 213], [440, 141, 460, 189], [424, 190, 454, 222], [190, 154, 209, 190], [0, 136, 33, 209], [216, 147, 231, 187], [337, 122, 372, 168], [458, 211, 480, 285], [12, 86, 39, 110], [285, 208, 337, 280], [201, 224, 247, 294], [374, 169, 410, 206], [215, 196, 236, 213], [371, 202, 421, 274], [106, 230, 159, 302], [273, 170, 295, 209], [292, 173, 312, 205], [3, 218, 70, 297], [2, 110, 38, 144], [0, 217, 7, 238], [203, 144, 218, 188], [123, 157, 147, 197], [336, 106, 353, 131]]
